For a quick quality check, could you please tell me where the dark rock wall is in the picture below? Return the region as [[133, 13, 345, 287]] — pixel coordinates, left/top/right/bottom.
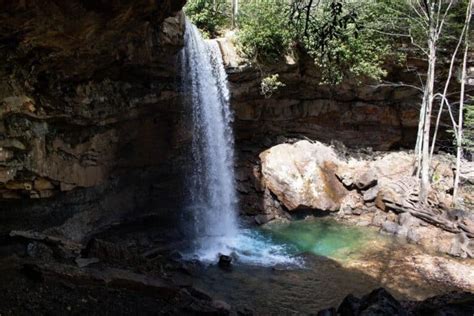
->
[[0, 1, 188, 241], [228, 59, 423, 152]]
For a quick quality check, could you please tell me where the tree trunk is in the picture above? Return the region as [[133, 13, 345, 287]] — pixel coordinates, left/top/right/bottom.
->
[[419, 18, 437, 204], [453, 0, 472, 206], [232, 0, 238, 28]]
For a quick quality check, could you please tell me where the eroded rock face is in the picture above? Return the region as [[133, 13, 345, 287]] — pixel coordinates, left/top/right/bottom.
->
[[0, 1, 188, 242], [219, 37, 432, 152]]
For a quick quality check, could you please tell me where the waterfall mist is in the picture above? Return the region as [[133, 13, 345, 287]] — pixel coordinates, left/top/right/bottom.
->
[[180, 20, 239, 260], [180, 20, 298, 266]]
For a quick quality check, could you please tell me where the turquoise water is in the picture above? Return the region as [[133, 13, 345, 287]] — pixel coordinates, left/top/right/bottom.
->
[[183, 218, 385, 266], [189, 219, 450, 314], [196, 218, 393, 266], [260, 218, 389, 260]]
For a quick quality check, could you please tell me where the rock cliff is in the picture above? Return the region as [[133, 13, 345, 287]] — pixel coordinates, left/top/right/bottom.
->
[[218, 37, 431, 152], [0, 0, 187, 241], [0, 5, 465, 249]]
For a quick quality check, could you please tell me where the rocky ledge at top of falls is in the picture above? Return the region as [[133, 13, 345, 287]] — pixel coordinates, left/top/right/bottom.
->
[[252, 140, 474, 259]]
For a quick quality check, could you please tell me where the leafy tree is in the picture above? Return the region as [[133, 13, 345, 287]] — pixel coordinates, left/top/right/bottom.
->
[[237, 0, 294, 61], [237, 0, 397, 83], [184, 0, 230, 38], [301, 1, 397, 84]]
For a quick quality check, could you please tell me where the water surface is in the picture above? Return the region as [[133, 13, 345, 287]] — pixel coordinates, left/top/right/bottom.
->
[[182, 218, 460, 314]]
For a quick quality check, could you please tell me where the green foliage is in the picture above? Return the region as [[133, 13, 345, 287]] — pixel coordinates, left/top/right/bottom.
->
[[261, 74, 286, 98], [237, 1, 293, 61], [184, 0, 467, 85], [236, 0, 397, 84], [184, 0, 229, 38], [305, 1, 396, 84], [374, 0, 468, 57]]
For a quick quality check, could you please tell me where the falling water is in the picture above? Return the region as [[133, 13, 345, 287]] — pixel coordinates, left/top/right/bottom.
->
[[180, 20, 239, 260], [180, 20, 299, 265]]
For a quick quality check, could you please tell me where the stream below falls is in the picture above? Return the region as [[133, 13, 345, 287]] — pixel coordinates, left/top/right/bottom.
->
[[173, 218, 469, 314]]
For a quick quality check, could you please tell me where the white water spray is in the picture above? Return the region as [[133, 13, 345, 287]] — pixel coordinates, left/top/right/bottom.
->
[[180, 20, 299, 266], [180, 20, 239, 260]]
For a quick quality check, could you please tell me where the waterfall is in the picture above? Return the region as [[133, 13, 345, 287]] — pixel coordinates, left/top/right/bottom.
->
[[180, 20, 299, 266], [180, 20, 239, 260]]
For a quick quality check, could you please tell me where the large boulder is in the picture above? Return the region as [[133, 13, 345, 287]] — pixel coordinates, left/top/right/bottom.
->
[[259, 140, 347, 211], [258, 141, 452, 214]]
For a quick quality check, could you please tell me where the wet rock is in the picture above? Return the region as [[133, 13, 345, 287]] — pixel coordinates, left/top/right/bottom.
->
[[212, 300, 232, 313], [5, 181, 32, 190], [218, 255, 232, 269], [237, 307, 255, 315], [317, 307, 336, 316], [33, 178, 55, 191], [0, 0, 189, 245], [26, 242, 54, 260], [75, 257, 100, 268], [255, 214, 275, 225], [352, 288, 406, 316], [337, 294, 361, 315], [0, 148, 14, 162], [84, 238, 142, 265], [182, 286, 213, 302], [0, 139, 27, 151]]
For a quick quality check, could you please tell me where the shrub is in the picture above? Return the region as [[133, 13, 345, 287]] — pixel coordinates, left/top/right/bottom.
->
[[261, 74, 286, 98], [303, 1, 398, 84], [237, 1, 293, 61]]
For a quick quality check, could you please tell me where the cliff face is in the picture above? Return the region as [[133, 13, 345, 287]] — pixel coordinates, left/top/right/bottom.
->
[[0, 1, 187, 241], [0, 7, 456, 243], [216, 39, 436, 217], [221, 46, 423, 152]]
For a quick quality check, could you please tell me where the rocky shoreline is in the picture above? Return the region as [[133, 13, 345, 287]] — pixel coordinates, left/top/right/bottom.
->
[[237, 139, 474, 260], [1, 216, 473, 315]]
